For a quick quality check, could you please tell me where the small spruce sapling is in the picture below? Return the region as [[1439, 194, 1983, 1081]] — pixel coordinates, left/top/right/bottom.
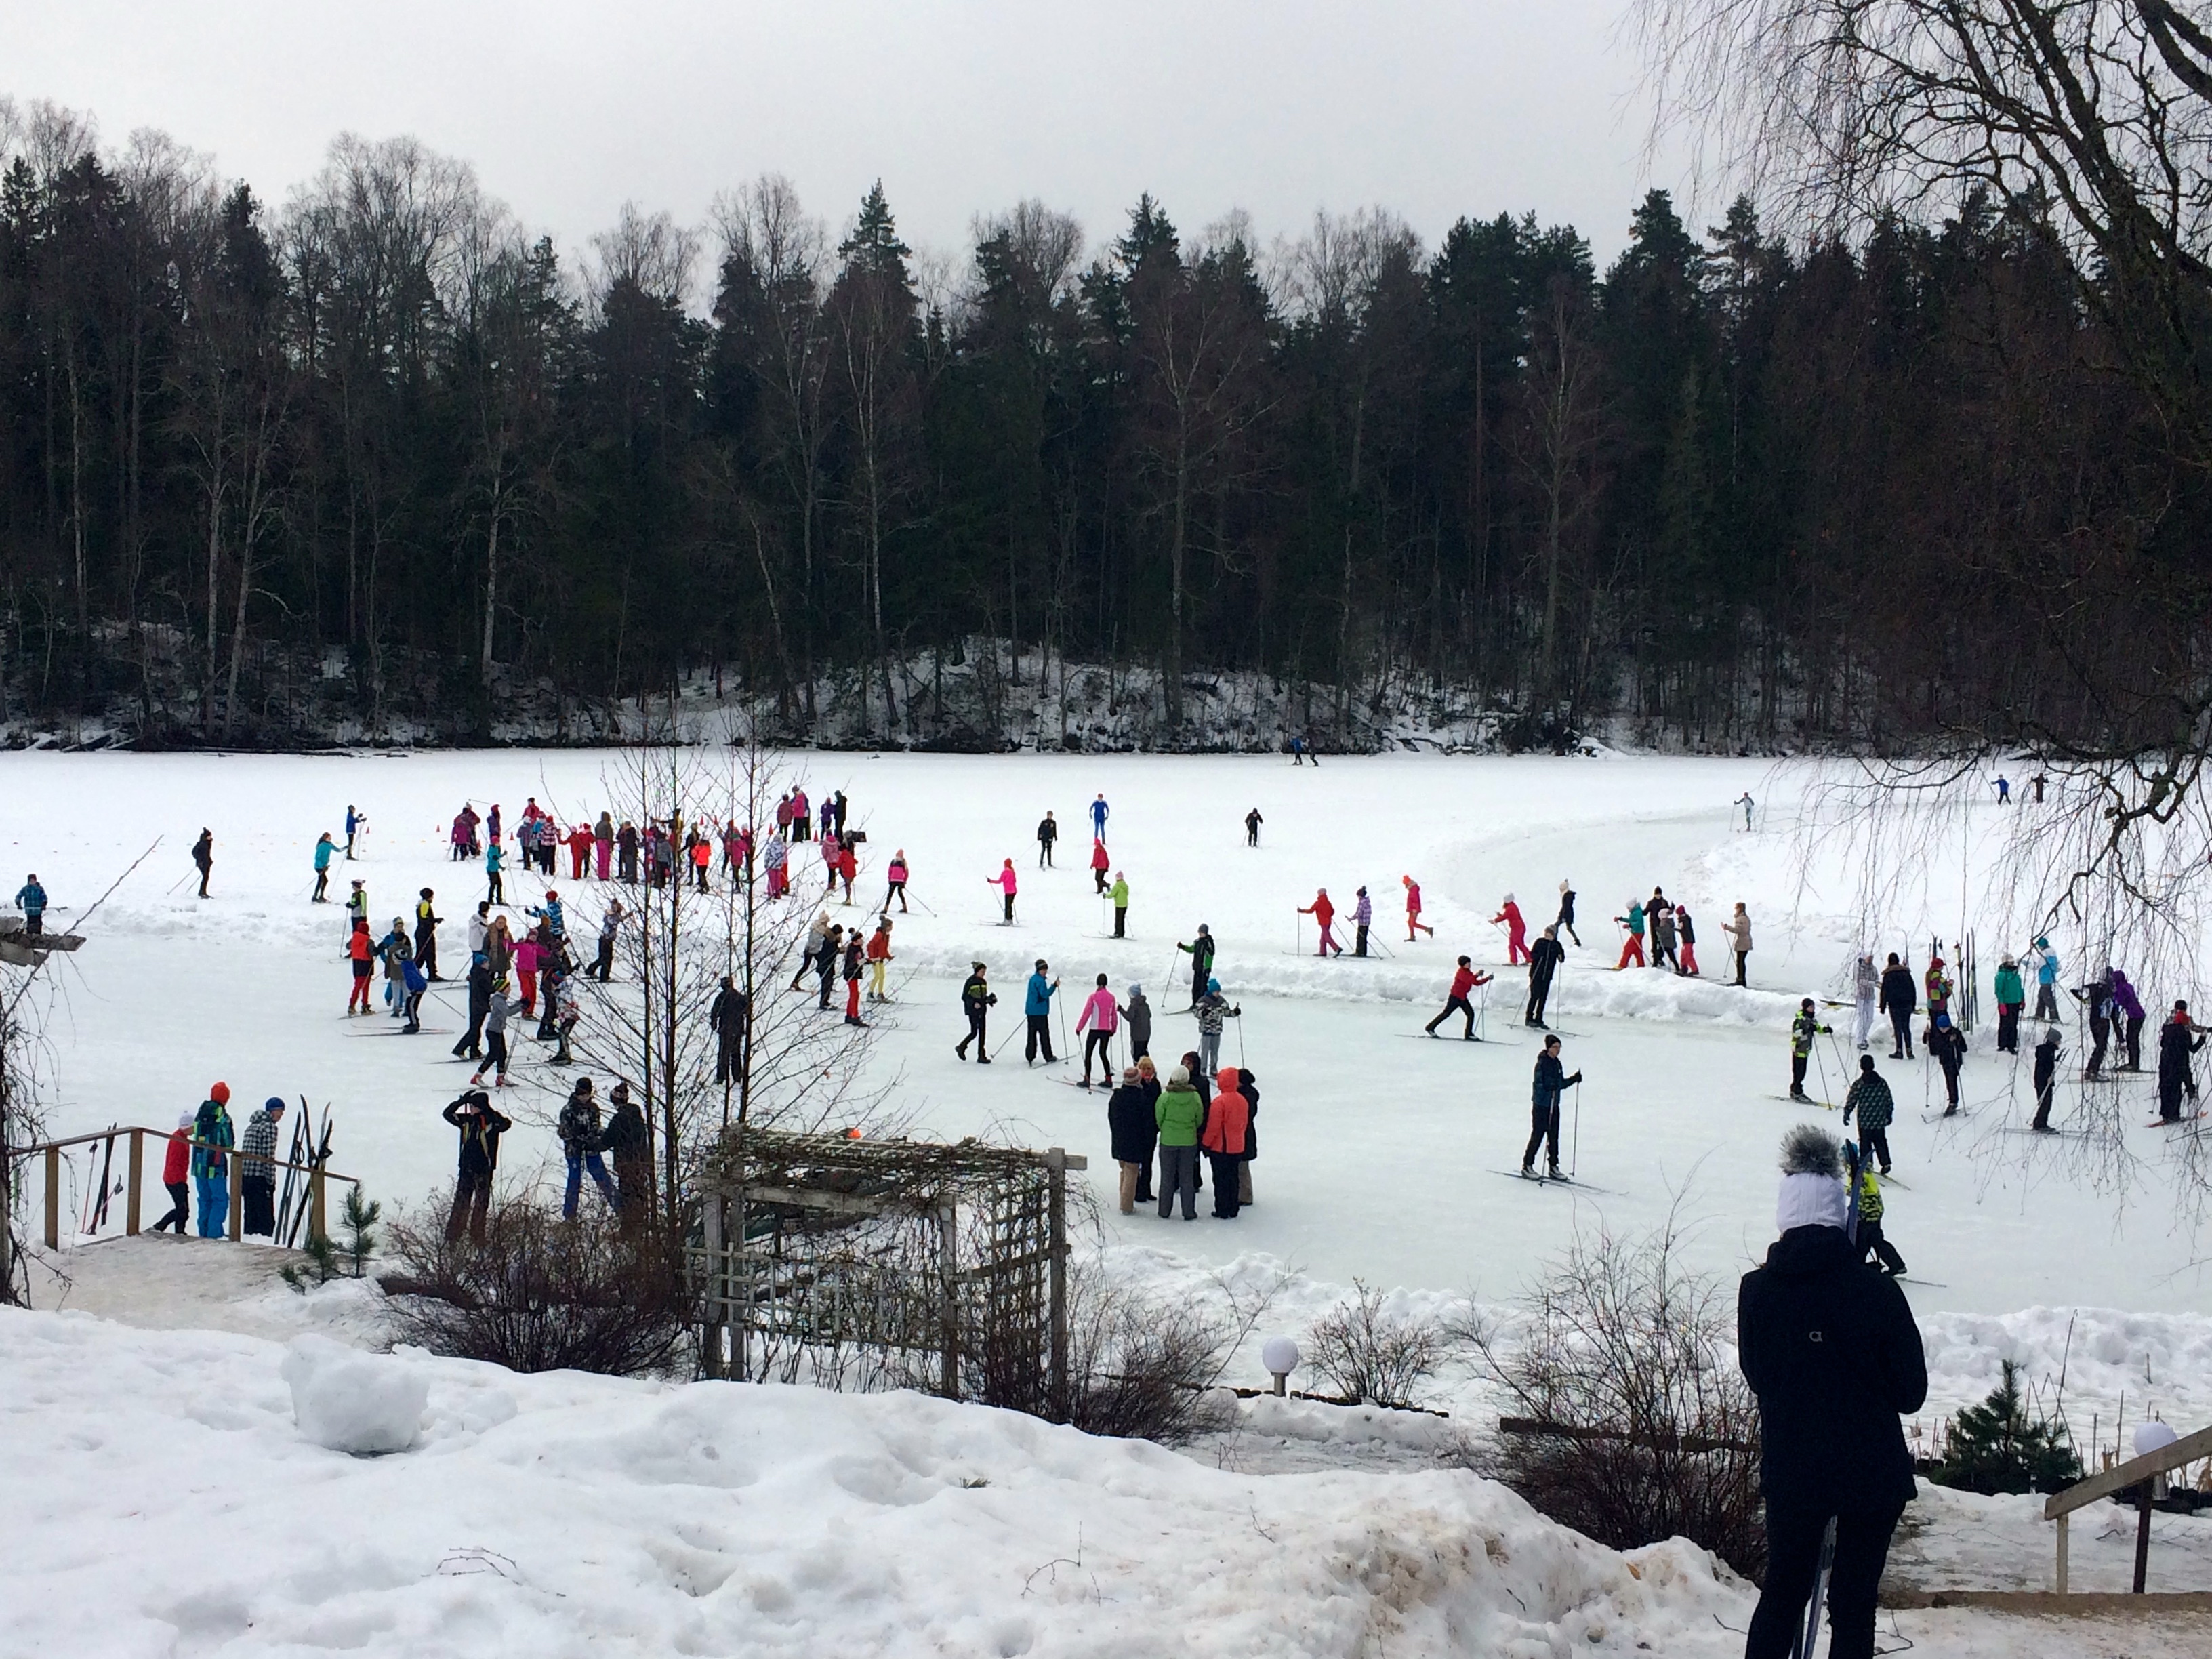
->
[[339, 1187, 382, 1279], [1930, 1359, 2083, 1494]]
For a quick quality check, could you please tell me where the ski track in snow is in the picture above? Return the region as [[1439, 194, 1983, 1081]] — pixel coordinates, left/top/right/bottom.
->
[[5, 748, 2212, 1443]]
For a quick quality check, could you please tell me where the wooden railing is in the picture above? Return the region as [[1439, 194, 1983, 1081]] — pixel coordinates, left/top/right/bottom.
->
[[15, 1126, 357, 1249], [2045, 1420, 2212, 1593]]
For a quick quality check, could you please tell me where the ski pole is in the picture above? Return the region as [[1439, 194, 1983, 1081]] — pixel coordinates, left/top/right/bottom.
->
[[1571, 1082, 1582, 1177]]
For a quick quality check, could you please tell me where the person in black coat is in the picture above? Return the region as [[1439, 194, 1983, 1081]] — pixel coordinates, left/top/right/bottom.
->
[[2157, 1002, 2205, 1122], [1107, 1067, 1158, 1214], [1738, 1126, 1927, 1659], [1525, 926, 1567, 1027], [443, 1090, 512, 1244], [1237, 1067, 1260, 1206], [1877, 955, 1917, 1059]]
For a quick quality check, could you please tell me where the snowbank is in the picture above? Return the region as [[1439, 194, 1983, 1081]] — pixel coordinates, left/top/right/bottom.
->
[[0, 1306, 1753, 1658]]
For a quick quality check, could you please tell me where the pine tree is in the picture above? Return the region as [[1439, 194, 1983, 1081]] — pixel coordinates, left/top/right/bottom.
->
[[1931, 1359, 2082, 1495]]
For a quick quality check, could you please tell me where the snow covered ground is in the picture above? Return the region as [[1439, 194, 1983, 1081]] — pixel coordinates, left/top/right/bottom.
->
[[6, 748, 2212, 1447]]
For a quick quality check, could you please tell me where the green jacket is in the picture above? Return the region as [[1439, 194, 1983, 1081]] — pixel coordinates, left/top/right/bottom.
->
[[1155, 1086, 1204, 1147], [1993, 964, 2024, 1007], [1110, 876, 1128, 908]]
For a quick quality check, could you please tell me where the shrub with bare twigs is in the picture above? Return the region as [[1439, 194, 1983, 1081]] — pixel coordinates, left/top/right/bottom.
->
[[1305, 1279, 1445, 1408], [1464, 1218, 1765, 1577]]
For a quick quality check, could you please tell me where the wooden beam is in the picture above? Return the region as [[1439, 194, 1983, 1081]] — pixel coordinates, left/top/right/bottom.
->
[[2047, 1421, 2212, 1517], [125, 1129, 142, 1236]]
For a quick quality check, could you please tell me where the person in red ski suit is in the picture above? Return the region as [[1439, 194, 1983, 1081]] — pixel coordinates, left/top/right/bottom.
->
[[1300, 889, 1344, 957], [1403, 874, 1435, 941], [1492, 894, 1530, 965], [1425, 956, 1494, 1038]]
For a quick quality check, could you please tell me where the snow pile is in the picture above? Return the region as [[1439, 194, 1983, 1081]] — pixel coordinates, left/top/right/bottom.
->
[[280, 1332, 428, 1454], [1, 1306, 1754, 1657]]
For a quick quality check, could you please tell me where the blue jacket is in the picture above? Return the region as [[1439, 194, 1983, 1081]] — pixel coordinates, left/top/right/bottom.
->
[[14, 881, 45, 916], [2037, 951, 2060, 987], [529, 898, 565, 936], [314, 840, 335, 871], [1090, 800, 1108, 831], [346, 808, 360, 834], [1025, 972, 1057, 1017], [402, 958, 428, 995], [485, 845, 504, 872]]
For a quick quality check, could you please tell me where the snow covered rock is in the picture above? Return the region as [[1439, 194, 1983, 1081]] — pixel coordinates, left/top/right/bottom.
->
[[279, 1333, 427, 1455]]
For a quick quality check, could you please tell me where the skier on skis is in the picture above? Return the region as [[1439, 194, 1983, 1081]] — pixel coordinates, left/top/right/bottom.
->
[[1404, 875, 1435, 942], [1036, 811, 1058, 868], [865, 917, 894, 1002], [1647, 889, 1679, 972], [485, 841, 505, 904], [1847, 1145, 1907, 1276], [2031, 1025, 2064, 1131], [956, 962, 996, 1063], [1789, 999, 1830, 1102], [1520, 1037, 1581, 1179], [1076, 973, 1119, 1086], [1525, 925, 1565, 1027], [1090, 837, 1111, 894], [2074, 968, 2113, 1077], [470, 977, 512, 1088], [1193, 977, 1241, 1080], [1675, 903, 1700, 976], [1120, 982, 1153, 1061], [2031, 937, 2061, 1020], [990, 858, 1019, 923], [1732, 792, 1755, 832], [1351, 885, 1372, 956], [1490, 893, 1527, 964], [1852, 952, 1880, 1050], [1723, 903, 1753, 986], [1179, 926, 1216, 1008], [884, 849, 909, 913], [1737, 1124, 1925, 1659], [841, 931, 867, 1027], [1300, 889, 1344, 957], [1090, 794, 1109, 838], [1614, 898, 1647, 969], [2112, 967, 2146, 1071], [346, 919, 376, 1015], [1245, 807, 1263, 847], [1929, 1014, 1966, 1114], [1992, 955, 2024, 1054], [1879, 954, 1917, 1058], [1841, 1054, 1896, 1174], [1023, 959, 1060, 1064], [2157, 1002, 2204, 1123], [1425, 956, 1492, 1038], [1555, 880, 1580, 947], [345, 804, 364, 859], [192, 829, 213, 897], [312, 834, 335, 903], [1110, 871, 1129, 938]]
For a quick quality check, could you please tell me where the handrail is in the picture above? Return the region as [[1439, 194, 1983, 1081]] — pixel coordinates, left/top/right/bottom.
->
[[2045, 1422, 2212, 1519], [11, 1126, 356, 1186], [12, 1124, 357, 1251]]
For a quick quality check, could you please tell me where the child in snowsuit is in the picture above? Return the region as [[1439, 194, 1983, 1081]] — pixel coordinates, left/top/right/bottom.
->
[[1300, 890, 1343, 956], [1851, 1158, 1907, 1277], [1491, 894, 1528, 964], [1195, 978, 1241, 1078], [1790, 999, 1830, 1102], [191, 1086, 234, 1238], [1425, 956, 1492, 1038], [1929, 1014, 1966, 1114], [1676, 904, 1700, 976]]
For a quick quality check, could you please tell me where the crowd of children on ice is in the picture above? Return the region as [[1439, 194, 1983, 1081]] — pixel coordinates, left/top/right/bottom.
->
[[97, 760, 2198, 1277]]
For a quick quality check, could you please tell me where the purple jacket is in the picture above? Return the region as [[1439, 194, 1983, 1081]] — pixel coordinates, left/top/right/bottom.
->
[[2112, 970, 2145, 1021]]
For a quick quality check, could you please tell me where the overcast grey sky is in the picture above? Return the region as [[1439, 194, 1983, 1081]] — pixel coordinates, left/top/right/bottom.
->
[[12, 1, 1682, 269]]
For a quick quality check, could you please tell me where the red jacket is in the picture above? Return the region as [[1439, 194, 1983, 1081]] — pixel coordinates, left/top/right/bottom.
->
[[1406, 881, 1424, 914], [1202, 1067, 1250, 1155], [1303, 893, 1336, 926], [1091, 840, 1109, 870], [1450, 965, 1477, 998], [348, 928, 373, 963], [162, 1128, 191, 1185]]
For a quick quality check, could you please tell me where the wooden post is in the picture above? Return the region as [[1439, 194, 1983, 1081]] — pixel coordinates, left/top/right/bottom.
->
[[701, 1192, 725, 1379], [2134, 1484, 2154, 1593], [125, 1129, 143, 1236], [228, 1157, 243, 1240], [1046, 1147, 1068, 1415], [309, 1169, 326, 1243], [732, 1189, 750, 1384], [44, 1144, 59, 1248], [938, 1201, 960, 1399], [2055, 1511, 2069, 1594]]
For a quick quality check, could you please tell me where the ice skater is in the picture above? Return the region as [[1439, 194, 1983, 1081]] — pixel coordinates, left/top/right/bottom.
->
[[1424, 956, 1492, 1038], [1520, 1036, 1581, 1179]]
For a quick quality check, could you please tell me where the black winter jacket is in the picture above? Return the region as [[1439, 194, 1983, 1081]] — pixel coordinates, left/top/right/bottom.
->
[[1107, 1084, 1158, 1162], [1738, 1225, 1926, 1511], [1877, 967, 1916, 1018]]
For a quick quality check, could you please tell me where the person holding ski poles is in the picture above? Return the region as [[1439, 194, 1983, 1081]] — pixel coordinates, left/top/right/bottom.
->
[[1737, 1124, 1925, 1659], [2031, 936, 2061, 1021], [1300, 888, 1344, 957], [1525, 925, 1565, 1028], [1519, 1037, 1580, 1180], [1179, 926, 1216, 1008], [1723, 903, 1753, 985], [1024, 959, 1060, 1064], [1425, 956, 1492, 1039], [991, 858, 1019, 923], [1790, 998, 1831, 1103], [1076, 973, 1119, 1087], [956, 962, 996, 1063], [884, 849, 910, 914], [1555, 880, 1581, 947], [312, 834, 336, 903], [1194, 978, 1241, 1084], [1614, 898, 1647, 969], [1351, 885, 1372, 956], [1490, 893, 1528, 964]]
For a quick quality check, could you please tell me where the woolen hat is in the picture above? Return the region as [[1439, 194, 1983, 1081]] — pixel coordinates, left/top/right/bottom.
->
[[1169, 1065, 1191, 1086]]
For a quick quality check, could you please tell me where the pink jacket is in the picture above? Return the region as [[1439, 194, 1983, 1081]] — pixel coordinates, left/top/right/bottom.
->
[[996, 867, 1018, 895], [514, 939, 544, 978], [1077, 987, 1118, 1033]]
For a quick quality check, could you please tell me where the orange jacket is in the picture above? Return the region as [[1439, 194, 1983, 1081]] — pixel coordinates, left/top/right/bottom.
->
[[1202, 1067, 1250, 1155]]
